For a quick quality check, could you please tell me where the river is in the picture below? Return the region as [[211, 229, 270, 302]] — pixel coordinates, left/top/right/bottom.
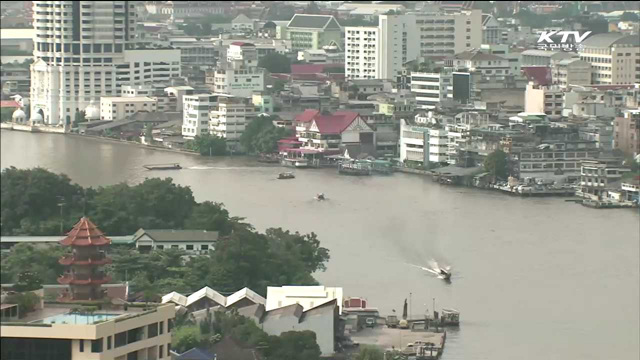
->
[[2, 130, 639, 360]]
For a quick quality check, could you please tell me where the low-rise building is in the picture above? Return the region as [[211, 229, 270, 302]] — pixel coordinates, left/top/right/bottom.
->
[[99, 97, 157, 121], [0, 303, 175, 360], [520, 50, 574, 67], [162, 287, 265, 312], [206, 42, 266, 97], [524, 84, 565, 116], [231, 14, 255, 32], [552, 58, 592, 88], [280, 14, 342, 51], [297, 111, 375, 156], [449, 51, 511, 78], [579, 159, 630, 199], [265, 286, 344, 314], [411, 72, 452, 109], [518, 141, 600, 178], [133, 228, 219, 254], [399, 120, 450, 165]]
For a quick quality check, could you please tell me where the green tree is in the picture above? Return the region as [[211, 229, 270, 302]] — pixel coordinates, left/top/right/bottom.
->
[[184, 201, 236, 235], [1, 167, 85, 235], [185, 134, 227, 156], [173, 325, 202, 353], [484, 150, 509, 180], [5, 292, 41, 317], [73, 110, 86, 128], [89, 178, 196, 235], [355, 345, 385, 360], [269, 79, 286, 94], [264, 331, 321, 360], [259, 53, 291, 74], [13, 271, 43, 292]]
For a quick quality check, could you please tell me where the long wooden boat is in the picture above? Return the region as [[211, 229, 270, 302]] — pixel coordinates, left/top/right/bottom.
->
[[143, 163, 182, 170]]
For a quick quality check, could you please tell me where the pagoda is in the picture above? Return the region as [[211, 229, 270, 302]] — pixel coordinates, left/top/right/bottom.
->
[[58, 217, 112, 301]]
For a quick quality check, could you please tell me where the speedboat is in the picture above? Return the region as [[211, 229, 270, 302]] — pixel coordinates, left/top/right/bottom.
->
[[315, 193, 326, 201], [438, 268, 452, 281]]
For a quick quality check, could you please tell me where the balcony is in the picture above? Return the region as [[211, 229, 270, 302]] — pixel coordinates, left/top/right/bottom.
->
[[58, 272, 111, 285], [59, 253, 112, 266]]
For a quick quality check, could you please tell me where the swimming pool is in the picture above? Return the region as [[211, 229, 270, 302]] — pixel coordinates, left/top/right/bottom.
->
[[34, 313, 121, 325]]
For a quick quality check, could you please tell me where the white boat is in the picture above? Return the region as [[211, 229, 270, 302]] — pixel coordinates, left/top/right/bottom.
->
[[282, 158, 309, 168]]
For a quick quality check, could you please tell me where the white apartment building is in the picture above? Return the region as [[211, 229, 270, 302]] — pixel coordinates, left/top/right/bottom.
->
[[0, 304, 175, 360], [345, 14, 419, 80], [182, 94, 216, 138], [578, 33, 640, 85], [399, 119, 449, 164], [99, 96, 157, 121], [552, 58, 592, 88], [209, 96, 257, 151], [414, 9, 482, 57], [30, 1, 181, 126], [410, 72, 452, 109], [524, 84, 564, 116]]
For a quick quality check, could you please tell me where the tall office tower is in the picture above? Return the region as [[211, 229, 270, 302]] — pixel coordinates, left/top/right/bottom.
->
[[30, 1, 181, 125]]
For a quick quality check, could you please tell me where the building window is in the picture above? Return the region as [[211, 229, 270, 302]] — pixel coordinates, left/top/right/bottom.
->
[[107, 336, 112, 350], [148, 323, 159, 338], [159, 321, 164, 334], [159, 345, 164, 359], [171, 245, 179, 249], [91, 338, 103, 353], [201, 244, 209, 251], [79, 340, 84, 352]]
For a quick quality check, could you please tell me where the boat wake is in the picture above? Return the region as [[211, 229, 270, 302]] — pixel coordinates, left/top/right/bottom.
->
[[407, 260, 453, 280], [187, 166, 258, 170]]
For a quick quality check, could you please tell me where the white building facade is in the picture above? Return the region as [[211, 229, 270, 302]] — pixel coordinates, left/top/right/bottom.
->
[[182, 94, 216, 138], [345, 14, 418, 80], [415, 9, 482, 57], [99, 96, 157, 121], [209, 96, 257, 151], [30, 1, 181, 126], [410, 72, 452, 109]]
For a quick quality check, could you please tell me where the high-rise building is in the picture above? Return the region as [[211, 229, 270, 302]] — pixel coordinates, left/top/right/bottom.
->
[[345, 14, 418, 81], [414, 9, 482, 58], [30, 1, 181, 126]]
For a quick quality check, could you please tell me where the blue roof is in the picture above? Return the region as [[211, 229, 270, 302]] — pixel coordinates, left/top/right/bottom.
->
[[177, 348, 215, 360]]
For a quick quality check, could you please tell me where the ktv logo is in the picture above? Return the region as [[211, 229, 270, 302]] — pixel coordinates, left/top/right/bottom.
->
[[536, 31, 592, 52]]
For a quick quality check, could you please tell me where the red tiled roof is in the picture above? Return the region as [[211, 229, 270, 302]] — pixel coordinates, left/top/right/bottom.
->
[[291, 64, 325, 74], [313, 111, 360, 134], [60, 217, 111, 247], [0, 100, 20, 108], [295, 109, 320, 123], [521, 66, 552, 86]]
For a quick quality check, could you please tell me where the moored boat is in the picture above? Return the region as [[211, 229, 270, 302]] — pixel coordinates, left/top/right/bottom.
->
[[282, 158, 309, 168], [338, 163, 371, 176], [143, 163, 182, 170]]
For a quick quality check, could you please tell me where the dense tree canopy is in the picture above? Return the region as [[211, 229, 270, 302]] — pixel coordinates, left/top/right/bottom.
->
[[258, 53, 291, 74], [263, 331, 321, 360], [184, 134, 227, 156], [484, 150, 509, 180], [240, 115, 292, 154]]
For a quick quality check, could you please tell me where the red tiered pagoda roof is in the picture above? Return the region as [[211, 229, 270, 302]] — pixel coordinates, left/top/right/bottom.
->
[[59, 217, 112, 246]]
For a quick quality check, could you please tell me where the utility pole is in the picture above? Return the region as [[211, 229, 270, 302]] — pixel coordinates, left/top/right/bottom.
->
[[409, 292, 412, 321], [57, 196, 65, 235]]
